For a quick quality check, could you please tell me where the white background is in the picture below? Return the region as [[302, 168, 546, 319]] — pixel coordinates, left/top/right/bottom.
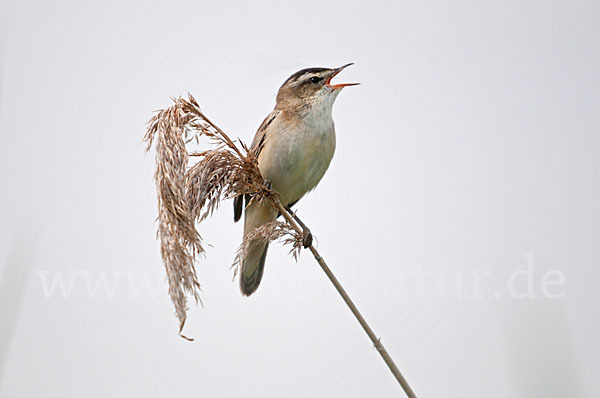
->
[[1, 0, 598, 396]]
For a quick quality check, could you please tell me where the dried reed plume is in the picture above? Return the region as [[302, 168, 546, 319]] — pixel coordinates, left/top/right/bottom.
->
[[143, 96, 203, 329], [143, 94, 294, 330], [144, 94, 417, 397]]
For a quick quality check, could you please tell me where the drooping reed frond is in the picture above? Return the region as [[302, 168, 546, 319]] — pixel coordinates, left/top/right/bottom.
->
[[144, 97, 204, 329], [144, 94, 286, 330]]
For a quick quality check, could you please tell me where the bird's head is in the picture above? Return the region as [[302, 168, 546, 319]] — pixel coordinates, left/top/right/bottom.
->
[[275, 64, 358, 113]]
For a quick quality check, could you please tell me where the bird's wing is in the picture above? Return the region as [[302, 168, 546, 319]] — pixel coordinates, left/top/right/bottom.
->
[[250, 109, 280, 158], [233, 109, 281, 222], [233, 194, 244, 222]]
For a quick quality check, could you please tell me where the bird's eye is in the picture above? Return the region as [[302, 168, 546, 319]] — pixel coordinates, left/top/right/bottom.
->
[[310, 76, 322, 84]]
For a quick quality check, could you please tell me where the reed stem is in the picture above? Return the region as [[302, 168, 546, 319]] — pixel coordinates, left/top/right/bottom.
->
[[272, 200, 417, 398]]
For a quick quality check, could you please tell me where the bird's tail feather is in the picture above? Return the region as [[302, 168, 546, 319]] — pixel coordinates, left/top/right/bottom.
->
[[240, 201, 276, 295], [240, 240, 269, 296]]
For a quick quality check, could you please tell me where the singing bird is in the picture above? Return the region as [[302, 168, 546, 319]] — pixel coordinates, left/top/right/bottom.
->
[[233, 64, 358, 296]]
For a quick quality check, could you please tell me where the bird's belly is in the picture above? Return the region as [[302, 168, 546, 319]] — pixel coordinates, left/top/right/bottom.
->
[[258, 126, 335, 205]]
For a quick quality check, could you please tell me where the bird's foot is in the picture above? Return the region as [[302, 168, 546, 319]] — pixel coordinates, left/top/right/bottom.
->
[[301, 228, 313, 248], [285, 205, 312, 248]]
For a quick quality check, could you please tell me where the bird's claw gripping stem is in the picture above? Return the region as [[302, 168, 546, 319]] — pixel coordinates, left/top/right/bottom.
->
[[286, 206, 313, 248], [301, 229, 313, 248]]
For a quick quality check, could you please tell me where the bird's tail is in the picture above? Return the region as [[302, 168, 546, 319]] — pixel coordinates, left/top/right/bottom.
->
[[240, 240, 269, 296], [240, 201, 277, 296]]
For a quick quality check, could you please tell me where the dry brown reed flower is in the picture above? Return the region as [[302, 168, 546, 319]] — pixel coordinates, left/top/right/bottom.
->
[[144, 94, 290, 331], [143, 97, 204, 330]]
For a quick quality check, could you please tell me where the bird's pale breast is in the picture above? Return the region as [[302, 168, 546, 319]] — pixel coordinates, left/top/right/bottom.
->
[[258, 113, 336, 206]]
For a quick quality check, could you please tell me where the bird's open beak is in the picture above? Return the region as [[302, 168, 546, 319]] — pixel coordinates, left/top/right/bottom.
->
[[326, 63, 360, 89]]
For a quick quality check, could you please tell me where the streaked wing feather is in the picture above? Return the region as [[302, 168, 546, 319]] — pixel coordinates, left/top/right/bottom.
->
[[234, 110, 280, 222], [233, 195, 244, 222], [250, 110, 280, 158]]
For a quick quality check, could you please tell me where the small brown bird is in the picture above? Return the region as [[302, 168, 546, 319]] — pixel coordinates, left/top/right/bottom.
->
[[234, 64, 358, 296]]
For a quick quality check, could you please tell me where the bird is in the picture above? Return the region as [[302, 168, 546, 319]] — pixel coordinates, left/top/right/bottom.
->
[[233, 64, 358, 296]]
